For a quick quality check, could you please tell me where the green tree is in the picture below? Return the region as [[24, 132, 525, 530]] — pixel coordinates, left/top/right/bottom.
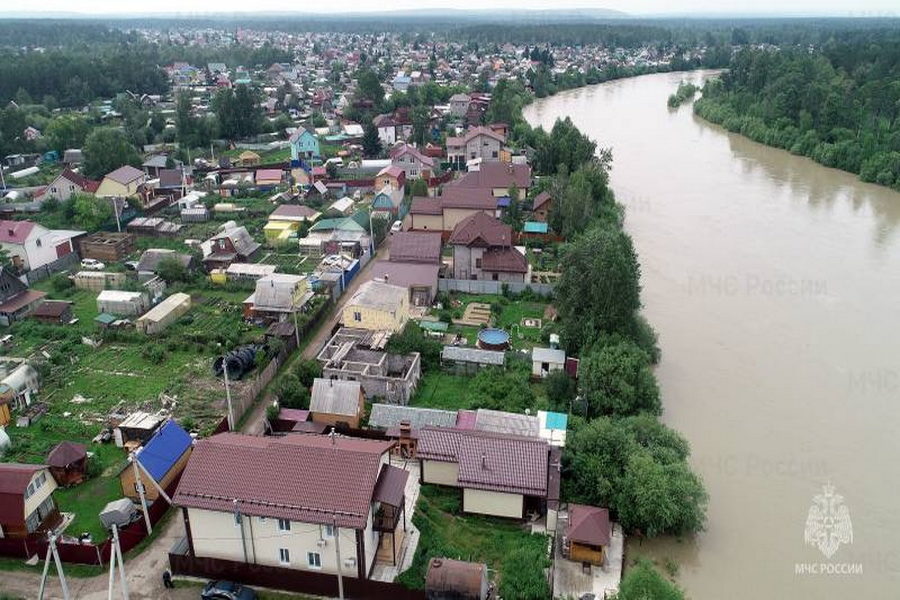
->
[[556, 224, 642, 354], [213, 84, 263, 140], [578, 340, 661, 417], [46, 115, 90, 153], [82, 127, 141, 179], [72, 193, 112, 231], [362, 122, 382, 158], [410, 105, 431, 146], [545, 369, 576, 412], [613, 559, 685, 600], [157, 257, 190, 284], [355, 67, 384, 107], [409, 178, 429, 197]]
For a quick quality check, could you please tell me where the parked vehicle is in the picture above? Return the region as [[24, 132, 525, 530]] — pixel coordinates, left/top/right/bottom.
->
[[390, 220, 402, 234], [81, 258, 105, 270], [123, 261, 140, 271], [200, 581, 257, 600]]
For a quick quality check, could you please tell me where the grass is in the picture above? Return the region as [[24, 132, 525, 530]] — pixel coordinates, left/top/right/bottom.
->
[[410, 372, 472, 410], [397, 485, 548, 590], [437, 293, 553, 350]]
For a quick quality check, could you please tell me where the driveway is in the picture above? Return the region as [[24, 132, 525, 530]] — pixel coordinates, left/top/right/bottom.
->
[[240, 235, 392, 435]]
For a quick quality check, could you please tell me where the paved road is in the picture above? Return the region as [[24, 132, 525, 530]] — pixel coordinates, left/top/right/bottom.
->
[[240, 236, 392, 436]]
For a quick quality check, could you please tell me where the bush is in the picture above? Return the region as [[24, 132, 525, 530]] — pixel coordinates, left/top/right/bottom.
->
[[499, 545, 550, 600], [49, 273, 73, 293], [140, 345, 166, 364]]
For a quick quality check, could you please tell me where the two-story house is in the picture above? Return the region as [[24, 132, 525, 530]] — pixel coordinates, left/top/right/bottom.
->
[[390, 143, 435, 180], [0, 267, 46, 326], [289, 127, 321, 162], [173, 433, 409, 580], [445, 127, 505, 170], [243, 273, 314, 323], [200, 225, 262, 271], [409, 188, 498, 233], [448, 213, 528, 282], [37, 169, 100, 203], [0, 220, 84, 274], [449, 93, 471, 119], [96, 165, 147, 199], [0, 463, 61, 538]]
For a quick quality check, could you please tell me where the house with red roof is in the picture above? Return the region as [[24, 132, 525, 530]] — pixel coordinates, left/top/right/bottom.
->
[[0, 267, 45, 326], [0, 220, 84, 274], [409, 188, 498, 234], [0, 463, 60, 538], [448, 213, 527, 282], [37, 168, 100, 203], [390, 143, 435, 180], [445, 162, 531, 199], [445, 126, 506, 169], [173, 433, 410, 578]]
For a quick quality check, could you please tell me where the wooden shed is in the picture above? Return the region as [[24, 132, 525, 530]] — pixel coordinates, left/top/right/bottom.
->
[[46, 441, 87, 486], [31, 300, 74, 325], [425, 558, 490, 600], [564, 504, 611, 566]]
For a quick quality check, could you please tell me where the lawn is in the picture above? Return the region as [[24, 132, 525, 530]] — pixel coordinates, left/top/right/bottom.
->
[[410, 372, 472, 410], [438, 293, 554, 350], [397, 485, 548, 592]]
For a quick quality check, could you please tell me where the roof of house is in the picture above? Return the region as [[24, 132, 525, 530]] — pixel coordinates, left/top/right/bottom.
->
[[368, 404, 458, 431], [439, 187, 498, 211], [567, 504, 611, 547], [371, 261, 439, 291], [417, 427, 548, 497], [310, 378, 363, 417], [252, 274, 307, 312], [137, 249, 192, 273], [0, 463, 46, 523], [0, 220, 37, 244], [135, 421, 193, 481], [533, 191, 552, 211], [104, 165, 145, 185], [309, 217, 365, 233], [532, 347, 566, 364], [47, 441, 86, 468], [58, 168, 100, 193], [377, 165, 404, 179], [441, 345, 505, 366], [446, 162, 531, 191], [474, 408, 540, 438], [0, 290, 46, 314], [256, 169, 283, 182], [143, 154, 169, 168], [389, 232, 443, 264], [426, 558, 486, 596], [449, 213, 512, 247], [409, 197, 442, 216], [210, 226, 261, 258], [347, 280, 407, 312], [158, 168, 184, 189], [32, 300, 72, 318], [270, 204, 319, 221], [481, 247, 528, 273], [173, 433, 394, 528], [372, 464, 408, 508]]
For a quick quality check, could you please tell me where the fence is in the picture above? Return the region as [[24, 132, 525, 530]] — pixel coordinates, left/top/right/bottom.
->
[[169, 546, 425, 600], [22, 252, 80, 286], [0, 475, 179, 565], [437, 278, 554, 297]]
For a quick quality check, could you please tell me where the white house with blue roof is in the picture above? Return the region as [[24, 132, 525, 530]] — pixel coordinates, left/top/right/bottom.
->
[[119, 420, 193, 502]]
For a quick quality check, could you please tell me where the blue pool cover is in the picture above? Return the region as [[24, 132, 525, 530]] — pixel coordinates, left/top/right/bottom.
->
[[544, 411, 568, 431]]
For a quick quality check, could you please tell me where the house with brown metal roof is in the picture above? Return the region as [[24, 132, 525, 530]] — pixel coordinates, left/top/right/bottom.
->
[[173, 433, 410, 579], [0, 463, 61, 538], [448, 213, 527, 282], [37, 168, 100, 203], [417, 427, 550, 519], [409, 188, 498, 233], [532, 191, 553, 223], [96, 165, 147, 199], [445, 127, 506, 169], [445, 162, 531, 199], [564, 504, 611, 566]]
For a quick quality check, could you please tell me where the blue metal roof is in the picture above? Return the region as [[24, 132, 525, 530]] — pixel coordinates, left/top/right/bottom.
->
[[137, 421, 192, 481], [496, 196, 511, 208], [523, 221, 548, 234]]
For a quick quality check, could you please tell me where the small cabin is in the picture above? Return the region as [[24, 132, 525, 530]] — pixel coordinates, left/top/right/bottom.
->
[[564, 504, 611, 566], [46, 441, 87, 486]]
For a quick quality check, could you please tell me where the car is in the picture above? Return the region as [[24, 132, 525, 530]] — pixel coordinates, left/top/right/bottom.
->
[[123, 261, 140, 271], [390, 220, 402, 234], [200, 581, 257, 600], [80, 258, 105, 271]]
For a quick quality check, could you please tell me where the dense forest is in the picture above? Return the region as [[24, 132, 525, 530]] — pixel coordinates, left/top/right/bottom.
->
[[695, 30, 900, 190]]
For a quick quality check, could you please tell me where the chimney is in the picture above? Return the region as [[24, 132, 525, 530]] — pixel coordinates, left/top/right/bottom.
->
[[481, 452, 487, 469]]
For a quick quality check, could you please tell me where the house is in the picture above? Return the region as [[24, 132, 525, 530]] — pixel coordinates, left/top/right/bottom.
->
[[46, 441, 87, 487], [23, 126, 42, 141], [449, 93, 472, 119], [119, 421, 193, 503], [426, 558, 490, 600], [136, 293, 192, 334], [309, 378, 365, 428], [255, 169, 284, 189], [371, 262, 440, 307], [317, 327, 422, 405], [142, 154, 169, 178], [264, 205, 321, 246], [417, 427, 550, 519], [564, 504, 611, 566], [96, 165, 147, 198], [448, 213, 527, 282], [328, 196, 355, 217], [374, 114, 398, 146], [0, 220, 84, 274], [342, 280, 409, 332], [96, 290, 149, 317], [445, 162, 531, 199], [173, 433, 408, 580], [200, 224, 261, 271], [78, 232, 135, 262], [376, 165, 406, 191], [31, 300, 73, 325], [136, 248, 193, 277], [37, 169, 100, 203], [409, 188, 498, 234], [0, 267, 46, 326], [0, 464, 60, 538], [237, 151, 261, 167], [300, 217, 369, 258], [532, 191, 553, 222], [243, 274, 313, 323], [289, 127, 320, 161], [532, 347, 566, 378], [371, 185, 405, 218], [445, 127, 505, 169], [390, 232, 442, 265], [391, 143, 436, 179]]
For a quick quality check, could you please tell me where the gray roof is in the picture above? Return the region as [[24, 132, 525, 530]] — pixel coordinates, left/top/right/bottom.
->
[[253, 274, 309, 312], [474, 408, 540, 438], [531, 347, 565, 364], [213, 225, 261, 257], [310, 378, 363, 417], [441, 345, 505, 366], [137, 249, 192, 273], [368, 404, 457, 430], [348, 280, 407, 312]]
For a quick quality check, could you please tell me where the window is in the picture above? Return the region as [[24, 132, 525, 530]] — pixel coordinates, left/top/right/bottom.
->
[[307, 552, 322, 568], [475, 258, 482, 269], [492, 273, 499, 281], [279, 548, 291, 565], [35, 238, 41, 247], [278, 518, 291, 532], [353, 311, 362, 322], [492, 151, 498, 158], [323, 524, 334, 538]]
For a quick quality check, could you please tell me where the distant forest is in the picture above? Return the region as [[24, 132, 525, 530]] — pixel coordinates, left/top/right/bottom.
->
[[695, 27, 900, 190]]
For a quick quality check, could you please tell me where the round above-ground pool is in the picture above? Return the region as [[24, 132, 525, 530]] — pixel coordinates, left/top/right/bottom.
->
[[477, 328, 511, 351]]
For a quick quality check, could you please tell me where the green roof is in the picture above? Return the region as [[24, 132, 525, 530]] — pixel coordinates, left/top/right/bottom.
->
[[95, 313, 117, 324]]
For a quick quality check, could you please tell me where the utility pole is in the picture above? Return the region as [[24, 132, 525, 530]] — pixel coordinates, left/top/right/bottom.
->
[[131, 455, 152, 534], [108, 524, 129, 600], [38, 534, 70, 600], [291, 309, 301, 350], [224, 363, 235, 431], [332, 515, 344, 600], [114, 198, 122, 233]]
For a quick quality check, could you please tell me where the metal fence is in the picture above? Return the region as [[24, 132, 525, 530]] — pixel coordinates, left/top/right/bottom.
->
[[437, 278, 554, 297], [22, 252, 81, 286]]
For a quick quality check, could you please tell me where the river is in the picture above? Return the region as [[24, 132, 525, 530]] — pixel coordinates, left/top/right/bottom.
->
[[524, 70, 900, 599]]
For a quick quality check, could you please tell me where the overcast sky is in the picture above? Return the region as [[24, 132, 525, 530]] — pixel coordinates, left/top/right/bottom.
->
[[2, 0, 896, 17]]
